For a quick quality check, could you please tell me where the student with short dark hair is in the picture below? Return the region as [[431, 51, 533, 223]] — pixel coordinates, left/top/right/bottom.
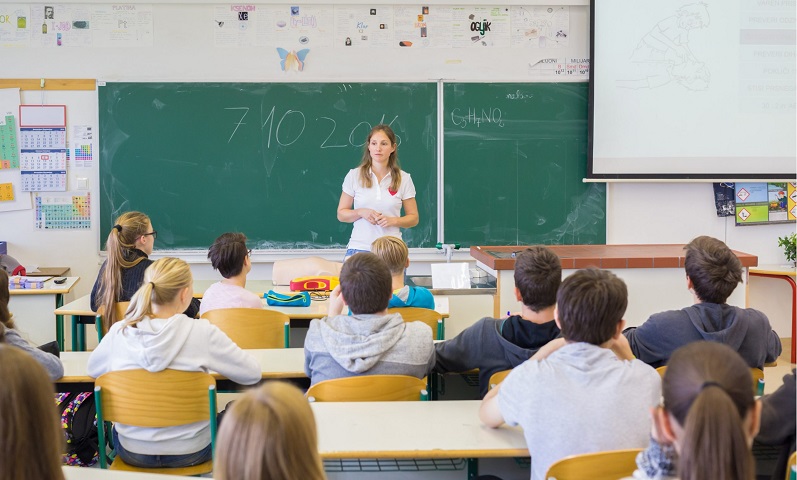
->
[[199, 232, 262, 316], [371, 235, 434, 309], [624, 342, 761, 480], [303, 252, 435, 386], [624, 235, 781, 369], [480, 268, 661, 480], [434, 246, 562, 398]]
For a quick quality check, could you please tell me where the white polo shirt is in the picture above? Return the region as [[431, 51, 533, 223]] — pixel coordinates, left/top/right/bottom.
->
[[341, 168, 416, 251]]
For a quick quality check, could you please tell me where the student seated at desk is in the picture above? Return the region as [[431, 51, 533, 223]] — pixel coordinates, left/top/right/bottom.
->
[[304, 252, 435, 386], [480, 268, 661, 480], [623, 342, 761, 480], [215, 382, 326, 480], [624, 236, 781, 369], [371, 235, 434, 309], [91, 211, 200, 332], [434, 246, 562, 398], [199, 232, 262, 316], [0, 345, 66, 480], [0, 269, 63, 380], [87, 257, 260, 469]]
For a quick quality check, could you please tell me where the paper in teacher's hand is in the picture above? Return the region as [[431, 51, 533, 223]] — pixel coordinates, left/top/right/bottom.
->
[[431, 263, 471, 289]]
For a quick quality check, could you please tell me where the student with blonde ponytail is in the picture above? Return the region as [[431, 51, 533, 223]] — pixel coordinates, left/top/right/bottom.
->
[[215, 382, 326, 480], [90, 212, 199, 333], [87, 257, 260, 469], [625, 342, 761, 480]]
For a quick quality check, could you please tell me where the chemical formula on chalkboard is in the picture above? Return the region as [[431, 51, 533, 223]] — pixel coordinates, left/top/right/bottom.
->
[[449, 107, 505, 128]]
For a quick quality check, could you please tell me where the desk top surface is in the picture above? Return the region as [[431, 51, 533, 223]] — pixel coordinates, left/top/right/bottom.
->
[[8, 276, 79, 295], [750, 264, 797, 277], [54, 287, 449, 319], [472, 244, 759, 271], [313, 400, 528, 458], [58, 348, 306, 383]]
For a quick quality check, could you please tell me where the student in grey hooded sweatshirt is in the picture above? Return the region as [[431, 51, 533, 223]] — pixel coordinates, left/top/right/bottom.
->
[[304, 252, 435, 386], [624, 235, 781, 369]]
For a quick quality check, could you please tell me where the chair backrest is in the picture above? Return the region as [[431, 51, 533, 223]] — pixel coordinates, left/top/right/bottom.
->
[[656, 366, 765, 394], [488, 369, 512, 390], [387, 307, 444, 340], [94, 369, 217, 469], [201, 308, 290, 349], [306, 375, 428, 402], [545, 448, 642, 480]]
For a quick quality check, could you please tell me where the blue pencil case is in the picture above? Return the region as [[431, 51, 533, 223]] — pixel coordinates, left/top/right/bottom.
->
[[265, 290, 311, 307]]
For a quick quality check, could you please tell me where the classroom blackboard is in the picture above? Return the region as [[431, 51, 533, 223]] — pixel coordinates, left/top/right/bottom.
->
[[443, 83, 606, 246], [99, 82, 437, 250]]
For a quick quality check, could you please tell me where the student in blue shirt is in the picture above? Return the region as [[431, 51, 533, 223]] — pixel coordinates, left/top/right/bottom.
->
[[371, 235, 434, 309]]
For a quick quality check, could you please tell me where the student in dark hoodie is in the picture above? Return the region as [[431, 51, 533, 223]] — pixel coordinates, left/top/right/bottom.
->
[[434, 246, 562, 398], [304, 252, 435, 386], [624, 235, 781, 369]]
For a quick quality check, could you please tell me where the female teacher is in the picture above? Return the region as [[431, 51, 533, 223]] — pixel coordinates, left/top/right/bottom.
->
[[337, 124, 419, 260]]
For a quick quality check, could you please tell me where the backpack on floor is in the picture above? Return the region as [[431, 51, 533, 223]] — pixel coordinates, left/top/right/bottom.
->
[[55, 391, 101, 466]]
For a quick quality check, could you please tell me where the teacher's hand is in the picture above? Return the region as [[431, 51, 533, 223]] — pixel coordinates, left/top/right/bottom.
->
[[357, 208, 380, 225], [375, 214, 398, 228]]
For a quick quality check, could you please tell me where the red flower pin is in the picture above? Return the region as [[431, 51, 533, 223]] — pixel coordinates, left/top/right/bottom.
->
[[388, 189, 397, 196]]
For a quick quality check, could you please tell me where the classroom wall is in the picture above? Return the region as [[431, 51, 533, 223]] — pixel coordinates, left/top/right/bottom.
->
[[1, 3, 793, 311]]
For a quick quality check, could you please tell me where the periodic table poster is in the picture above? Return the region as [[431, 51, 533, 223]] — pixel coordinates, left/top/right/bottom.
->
[[19, 104, 67, 192], [34, 191, 90, 229]]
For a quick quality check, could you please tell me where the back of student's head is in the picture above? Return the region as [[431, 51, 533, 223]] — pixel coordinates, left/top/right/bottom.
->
[[98, 211, 151, 328], [684, 235, 742, 304], [556, 268, 627, 344], [340, 252, 392, 315], [208, 232, 249, 278], [0, 345, 65, 480], [513, 246, 561, 311], [663, 342, 755, 480], [371, 235, 408, 275], [215, 382, 325, 480], [124, 257, 193, 329], [0, 269, 15, 337]]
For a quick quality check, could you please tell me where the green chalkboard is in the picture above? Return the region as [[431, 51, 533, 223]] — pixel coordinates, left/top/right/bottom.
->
[[443, 83, 606, 246], [99, 83, 437, 250]]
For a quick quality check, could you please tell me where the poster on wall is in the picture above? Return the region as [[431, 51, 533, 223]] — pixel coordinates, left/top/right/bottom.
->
[[0, 88, 31, 213]]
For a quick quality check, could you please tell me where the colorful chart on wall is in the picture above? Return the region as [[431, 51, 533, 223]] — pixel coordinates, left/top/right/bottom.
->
[[735, 182, 796, 225], [34, 191, 91, 229]]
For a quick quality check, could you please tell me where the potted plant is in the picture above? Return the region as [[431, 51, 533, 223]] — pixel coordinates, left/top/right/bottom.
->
[[777, 232, 796, 266]]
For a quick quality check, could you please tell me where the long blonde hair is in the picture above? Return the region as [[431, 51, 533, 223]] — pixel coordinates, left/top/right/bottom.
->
[[664, 342, 756, 480], [358, 124, 401, 192], [215, 382, 326, 480], [0, 345, 65, 480], [98, 211, 151, 331], [123, 257, 192, 331]]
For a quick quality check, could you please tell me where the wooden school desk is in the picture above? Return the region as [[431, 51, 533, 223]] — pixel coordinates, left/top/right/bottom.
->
[[55, 348, 306, 393], [749, 265, 797, 363], [313, 400, 528, 478], [472, 245, 758, 327], [55, 285, 449, 351], [8, 276, 80, 349]]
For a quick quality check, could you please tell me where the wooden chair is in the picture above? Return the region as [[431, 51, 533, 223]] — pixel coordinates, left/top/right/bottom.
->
[[201, 308, 289, 349], [95, 301, 130, 343], [388, 307, 444, 340], [488, 369, 512, 390], [545, 448, 642, 480], [786, 450, 796, 480], [306, 375, 429, 402], [94, 369, 217, 475], [656, 365, 765, 395]]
